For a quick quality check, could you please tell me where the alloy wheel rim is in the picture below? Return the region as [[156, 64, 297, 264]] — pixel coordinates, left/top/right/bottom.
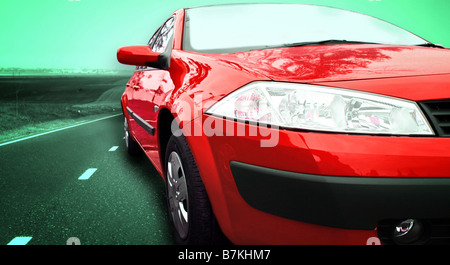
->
[[167, 151, 189, 239], [124, 118, 129, 148]]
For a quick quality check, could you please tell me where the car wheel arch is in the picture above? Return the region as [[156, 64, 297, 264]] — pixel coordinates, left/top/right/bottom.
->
[[157, 107, 176, 179]]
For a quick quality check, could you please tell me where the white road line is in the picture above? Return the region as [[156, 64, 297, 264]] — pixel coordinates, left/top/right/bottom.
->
[[78, 168, 97, 180], [108, 146, 119, 152], [0, 113, 122, 147], [7, 236, 33, 245]]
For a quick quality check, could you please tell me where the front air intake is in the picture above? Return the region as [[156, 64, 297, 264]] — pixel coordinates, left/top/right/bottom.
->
[[419, 99, 450, 137]]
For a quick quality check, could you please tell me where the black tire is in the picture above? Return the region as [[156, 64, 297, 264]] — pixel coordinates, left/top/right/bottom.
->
[[124, 117, 141, 156], [164, 133, 228, 245]]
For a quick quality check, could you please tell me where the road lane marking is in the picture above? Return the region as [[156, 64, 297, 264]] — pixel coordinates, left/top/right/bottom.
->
[[7, 237, 32, 245], [0, 113, 122, 147], [78, 168, 97, 180], [109, 146, 119, 151]]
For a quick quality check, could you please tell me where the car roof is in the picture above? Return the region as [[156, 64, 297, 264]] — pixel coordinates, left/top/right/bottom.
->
[[185, 3, 332, 11]]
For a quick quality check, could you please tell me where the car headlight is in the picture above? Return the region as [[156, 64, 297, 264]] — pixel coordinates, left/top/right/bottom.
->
[[206, 81, 434, 135]]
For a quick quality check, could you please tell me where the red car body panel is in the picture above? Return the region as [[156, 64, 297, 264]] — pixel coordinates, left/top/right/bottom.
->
[[316, 73, 450, 102], [183, 115, 450, 244], [120, 8, 450, 244], [207, 45, 450, 83]]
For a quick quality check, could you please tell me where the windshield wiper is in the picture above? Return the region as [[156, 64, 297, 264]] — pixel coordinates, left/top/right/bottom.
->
[[247, 40, 446, 53], [417, 42, 445, 49], [247, 39, 389, 53], [282, 39, 382, 48]]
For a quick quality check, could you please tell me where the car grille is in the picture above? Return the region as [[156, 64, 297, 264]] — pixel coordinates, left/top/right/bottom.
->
[[419, 99, 450, 137]]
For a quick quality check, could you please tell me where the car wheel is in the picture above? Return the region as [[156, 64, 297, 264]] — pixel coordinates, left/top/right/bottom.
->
[[124, 117, 141, 156], [165, 133, 228, 245]]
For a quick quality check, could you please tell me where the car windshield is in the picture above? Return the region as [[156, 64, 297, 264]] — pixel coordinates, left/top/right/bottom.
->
[[183, 4, 429, 53]]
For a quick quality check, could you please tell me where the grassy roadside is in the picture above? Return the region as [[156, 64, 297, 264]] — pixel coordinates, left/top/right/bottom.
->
[[0, 112, 123, 145], [0, 75, 129, 144]]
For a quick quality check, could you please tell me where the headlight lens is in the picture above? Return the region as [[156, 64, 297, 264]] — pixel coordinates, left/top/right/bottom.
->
[[206, 82, 434, 135]]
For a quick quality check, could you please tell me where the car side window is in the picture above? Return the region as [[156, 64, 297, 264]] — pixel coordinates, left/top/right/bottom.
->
[[147, 26, 162, 49], [151, 17, 175, 53], [137, 17, 175, 71]]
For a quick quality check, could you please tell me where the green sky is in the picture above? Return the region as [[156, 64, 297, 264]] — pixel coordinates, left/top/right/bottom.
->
[[0, 0, 449, 70]]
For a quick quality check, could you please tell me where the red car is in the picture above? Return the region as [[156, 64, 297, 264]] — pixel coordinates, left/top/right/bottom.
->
[[117, 4, 450, 245]]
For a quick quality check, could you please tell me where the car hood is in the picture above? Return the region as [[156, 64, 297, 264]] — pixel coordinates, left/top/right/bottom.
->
[[209, 44, 450, 83]]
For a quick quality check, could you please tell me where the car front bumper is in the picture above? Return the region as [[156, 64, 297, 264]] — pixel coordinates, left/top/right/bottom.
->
[[184, 115, 450, 244], [230, 161, 450, 230]]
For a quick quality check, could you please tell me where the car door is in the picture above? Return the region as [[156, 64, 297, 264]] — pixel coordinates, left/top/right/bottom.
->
[[125, 16, 175, 164]]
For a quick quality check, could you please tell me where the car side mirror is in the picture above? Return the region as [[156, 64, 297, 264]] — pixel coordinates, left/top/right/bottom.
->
[[117, 45, 167, 68]]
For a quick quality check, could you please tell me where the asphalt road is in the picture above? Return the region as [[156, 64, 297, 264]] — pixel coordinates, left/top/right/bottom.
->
[[0, 114, 174, 245]]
